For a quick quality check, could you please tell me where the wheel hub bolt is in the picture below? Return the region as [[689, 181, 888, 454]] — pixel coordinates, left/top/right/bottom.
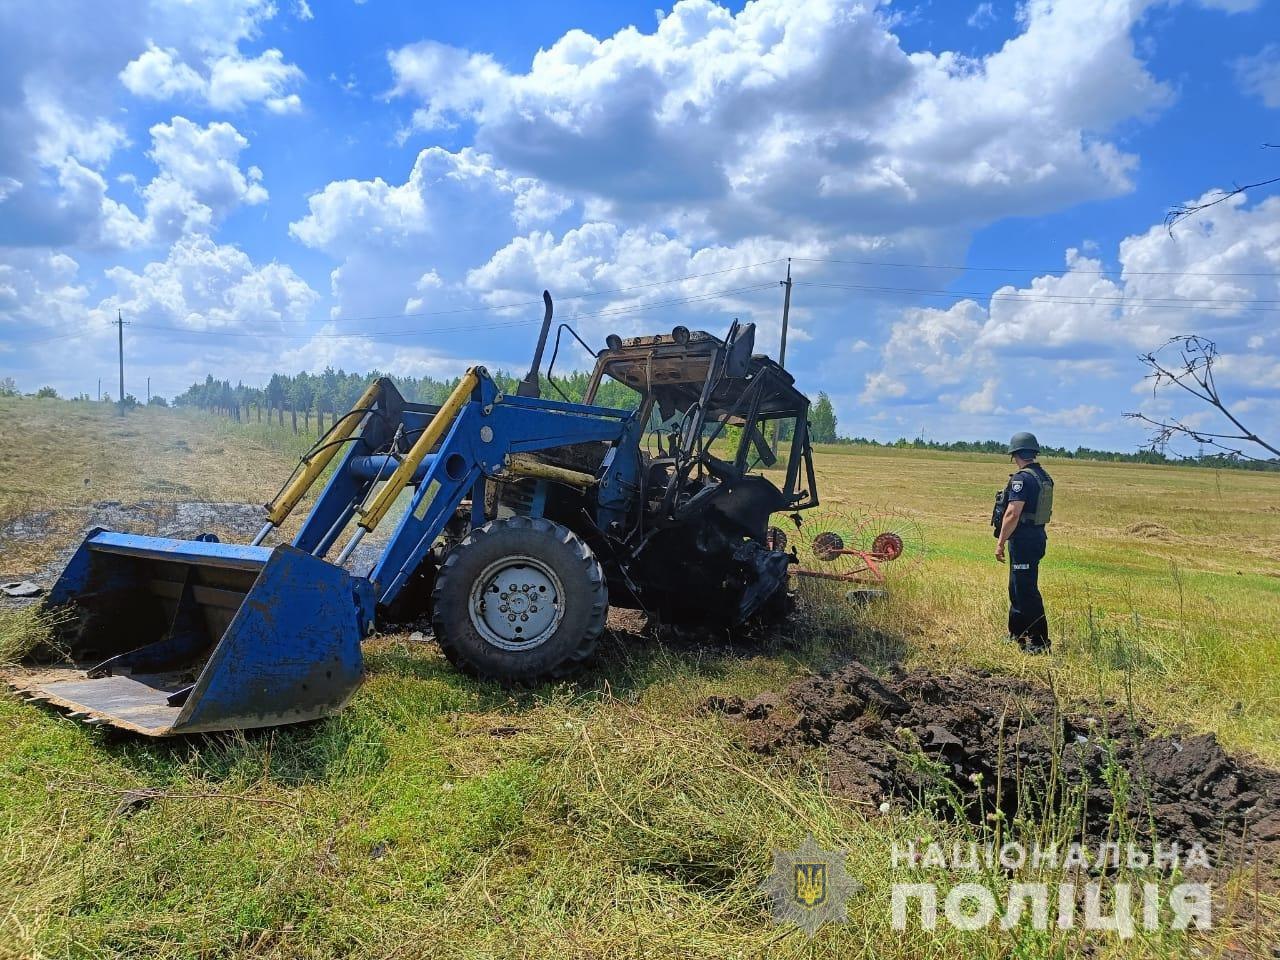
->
[[520, 614, 528, 622], [499, 604, 509, 612], [508, 614, 517, 622]]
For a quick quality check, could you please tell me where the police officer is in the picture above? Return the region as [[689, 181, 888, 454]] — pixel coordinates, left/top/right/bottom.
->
[[994, 432, 1054, 652]]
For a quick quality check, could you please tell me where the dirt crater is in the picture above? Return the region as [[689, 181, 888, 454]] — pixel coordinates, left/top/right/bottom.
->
[[706, 661, 1280, 862]]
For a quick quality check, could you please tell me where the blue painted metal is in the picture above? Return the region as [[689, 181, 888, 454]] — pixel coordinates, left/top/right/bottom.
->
[[46, 527, 144, 607], [497, 392, 636, 420], [292, 406, 436, 558], [30, 532, 369, 735], [82, 530, 272, 571], [596, 415, 645, 530], [529, 480, 548, 519], [470, 476, 487, 529], [348, 454, 437, 482], [174, 546, 367, 733], [368, 403, 483, 602], [25, 365, 642, 735], [369, 377, 633, 606], [292, 413, 380, 557]]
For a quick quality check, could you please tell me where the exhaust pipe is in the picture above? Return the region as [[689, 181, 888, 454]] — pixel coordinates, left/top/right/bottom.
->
[[516, 291, 554, 398]]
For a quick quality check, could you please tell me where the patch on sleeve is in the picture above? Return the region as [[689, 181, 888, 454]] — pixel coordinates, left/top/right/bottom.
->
[[1011, 480, 1023, 493]]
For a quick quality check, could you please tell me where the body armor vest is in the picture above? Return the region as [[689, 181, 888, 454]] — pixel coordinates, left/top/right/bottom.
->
[[1021, 466, 1053, 526]]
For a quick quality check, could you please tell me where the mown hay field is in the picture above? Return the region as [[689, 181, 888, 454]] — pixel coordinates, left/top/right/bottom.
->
[[0, 397, 1276, 959]]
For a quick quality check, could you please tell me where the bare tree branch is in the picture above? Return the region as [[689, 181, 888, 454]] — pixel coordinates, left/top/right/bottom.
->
[[1122, 335, 1279, 462], [1123, 412, 1269, 462], [1165, 175, 1280, 234]]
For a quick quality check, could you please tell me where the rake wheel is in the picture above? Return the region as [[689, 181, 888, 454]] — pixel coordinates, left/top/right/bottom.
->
[[811, 531, 844, 562], [791, 509, 863, 579], [855, 511, 925, 575], [787, 507, 926, 584]]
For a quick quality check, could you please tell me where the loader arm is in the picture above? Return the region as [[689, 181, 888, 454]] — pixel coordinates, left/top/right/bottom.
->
[[356, 376, 634, 607], [13, 367, 635, 736], [10, 301, 816, 734]]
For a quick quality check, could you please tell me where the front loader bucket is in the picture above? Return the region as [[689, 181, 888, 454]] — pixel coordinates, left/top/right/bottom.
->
[[6, 530, 370, 736]]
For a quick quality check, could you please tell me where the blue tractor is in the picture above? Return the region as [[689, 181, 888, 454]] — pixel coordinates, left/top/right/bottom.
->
[[11, 294, 819, 735]]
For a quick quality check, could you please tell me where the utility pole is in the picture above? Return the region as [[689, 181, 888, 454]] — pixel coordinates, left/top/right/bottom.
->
[[114, 310, 128, 415], [771, 259, 793, 459], [146, 376, 150, 405], [97, 377, 101, 403], [777, 257, 793, 369]]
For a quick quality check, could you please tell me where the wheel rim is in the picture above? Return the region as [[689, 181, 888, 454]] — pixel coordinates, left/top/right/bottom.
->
[[871, 531, 904, 561], [812, 531, 845, 562], [469, 555, 566, 651]]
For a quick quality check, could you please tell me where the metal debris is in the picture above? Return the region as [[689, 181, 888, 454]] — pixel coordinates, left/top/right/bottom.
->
[[1, 580, 42, 598], [114, 787, 165, 818]]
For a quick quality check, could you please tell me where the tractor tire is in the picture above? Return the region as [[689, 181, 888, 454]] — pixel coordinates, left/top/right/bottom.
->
[[430, 516, 608, 683]]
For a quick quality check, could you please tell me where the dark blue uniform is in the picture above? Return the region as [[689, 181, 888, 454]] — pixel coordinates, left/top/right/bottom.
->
[[1004, 463, 1050, 650]]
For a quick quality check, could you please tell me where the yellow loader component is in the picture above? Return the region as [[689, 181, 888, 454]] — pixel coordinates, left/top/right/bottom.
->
[[264, 378, 384, 527], [356, 368, 479, 533], [504, 454, 596, 489]]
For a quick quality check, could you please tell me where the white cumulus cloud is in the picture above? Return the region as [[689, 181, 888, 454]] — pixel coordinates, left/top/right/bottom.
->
[[103, 234, 318, 331], [1235, 44, 1280, 108], [860, 190, 1280, 435], [119, 45, 207, 100], [141, 117, 268, 241], [387, 0, 1193, 243], [121, 44, 304, 113]]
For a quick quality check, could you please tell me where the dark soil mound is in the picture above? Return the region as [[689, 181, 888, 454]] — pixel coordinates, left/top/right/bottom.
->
[[706, 662, 1280, 861]]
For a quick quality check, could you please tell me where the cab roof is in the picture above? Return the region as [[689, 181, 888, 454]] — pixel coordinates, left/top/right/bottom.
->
[[593, 325, 810, 422]]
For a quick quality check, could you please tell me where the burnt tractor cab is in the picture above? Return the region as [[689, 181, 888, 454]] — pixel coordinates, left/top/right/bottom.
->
[[578, 321, 819, 624]]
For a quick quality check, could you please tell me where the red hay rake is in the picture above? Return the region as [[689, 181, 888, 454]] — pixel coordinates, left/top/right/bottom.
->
[[785, 509, 925, 585]]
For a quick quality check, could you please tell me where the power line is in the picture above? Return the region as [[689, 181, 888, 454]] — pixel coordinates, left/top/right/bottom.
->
[[298, 258, 788, 324], [792, 256, 1280, 279], [795, 280, 1280, 312], [7, 261, 787, 346], [12, 252, 1278, 350], [129, 316, 534, 340], [117, 283, 779, 341], [562, 282, 778, 321], [13, 330, 88, 346]]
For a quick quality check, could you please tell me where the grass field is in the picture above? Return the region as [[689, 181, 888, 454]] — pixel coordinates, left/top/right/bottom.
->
[[0, 397, 1277, 959]]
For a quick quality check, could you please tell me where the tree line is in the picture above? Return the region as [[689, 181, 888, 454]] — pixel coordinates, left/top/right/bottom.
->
[[170, 368, 642, 433], [107, 369, 1276, 471], [829, 435, 1278, 471]]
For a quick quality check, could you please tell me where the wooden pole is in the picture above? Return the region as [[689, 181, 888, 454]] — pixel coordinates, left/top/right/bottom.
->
[[771, 259, 793, 458]]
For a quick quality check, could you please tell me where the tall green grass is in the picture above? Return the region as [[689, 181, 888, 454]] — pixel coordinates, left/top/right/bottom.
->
[[0, 399, 1276, 957]]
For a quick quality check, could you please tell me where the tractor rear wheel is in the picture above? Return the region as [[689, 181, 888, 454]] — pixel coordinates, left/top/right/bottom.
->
[[431, 516, 608, 682]]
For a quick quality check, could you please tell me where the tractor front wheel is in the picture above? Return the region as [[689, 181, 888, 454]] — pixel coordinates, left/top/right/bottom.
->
[[431, 516, 608, 682]]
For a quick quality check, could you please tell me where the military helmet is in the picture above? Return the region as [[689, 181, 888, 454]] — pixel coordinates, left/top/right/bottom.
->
[[1007, 431, 1040, 456]]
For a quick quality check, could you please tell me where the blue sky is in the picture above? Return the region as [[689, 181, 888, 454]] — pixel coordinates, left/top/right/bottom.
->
[[1, 0, 1277, 450]]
